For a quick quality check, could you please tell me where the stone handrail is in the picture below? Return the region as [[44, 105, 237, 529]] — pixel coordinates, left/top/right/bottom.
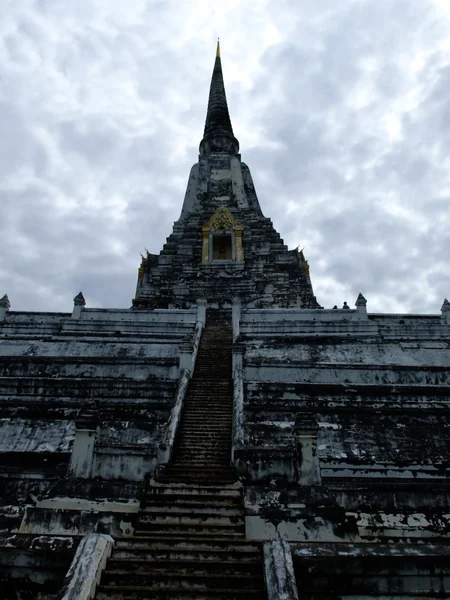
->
[[59, 534, 114, 600], [231, 344, 245, 461], [157, 319, 204, 467], [263, 539, 299, 600]]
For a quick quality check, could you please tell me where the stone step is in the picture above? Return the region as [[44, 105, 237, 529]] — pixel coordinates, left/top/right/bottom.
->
[[173, 445, 230, 451], [194, 354, 232, 359], [168, 459, 232, 465], [170, 452, 231, 458], [175, 434, 230, 440], [170, 458, 231, 466], [112, 549, 259, 562], [96, 585, 265, 599], [138, 514, 243, 526], [175, 441, 231, 449], [176, 433, 230, 438], [178, 420, 231, 426], [161, 465, 233, 472], [141, 506, 242, 517], [177, 424, 231, 430], [178, 418, 231, 423], [182, 411, 231, 415], [100, 571, 261, 589], [174, 441, 230, 447], [192, 358, 231, 363], [172, 444, 231, 450], [168, 461, 232, 468], [164, 465, 234, 473], [186, 386, 231, 390], [192, 372, 231, 377], [165, 469, 233, 477], [178, 418, 231, 424], [188, 380, 231, 385], [169, 455, 231, 462], [194, 360, 232, 365], [173, 447, 231, 454], [184, 400, 232, 405], [183, 405, 232, 409], [184, 390, 232, 395], [174, 436, 230, 441], [143, 498, 238, 508], [176, 431, 230, 436], [190, 380, 231, 384], [145, 485, 241, 495], [143, 498, 239, 510], [175, 433, 231, 438], [132, 529, 245, 539], [179, 420, 232, 426], [114, 539, 258, 552], [184, 391, 232, 396], [185, 400, 231, 404], [105, 559, 261, 575], [182, 404, 232, 409], [181, 411, 232, 416], [156, 475, 236, 485], [157, 479, 236, 486], [178, 419, 231, 425]]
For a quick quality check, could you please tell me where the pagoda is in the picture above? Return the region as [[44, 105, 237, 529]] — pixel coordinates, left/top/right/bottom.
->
[[134, 41, 319, 310]]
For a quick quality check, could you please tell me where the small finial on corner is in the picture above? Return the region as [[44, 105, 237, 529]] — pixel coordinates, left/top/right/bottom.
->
[[0, 294, 10, 321], [355, 293, 368, 317], [0, 294, 10, 309], [73, 292, 86, 307], [441, 298, 450, 324], [72, 292, 86, 319], [356, 293, 367, 307]]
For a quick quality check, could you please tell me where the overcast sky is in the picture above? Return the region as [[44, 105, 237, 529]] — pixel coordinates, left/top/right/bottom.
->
[[1, 0, 449, 314]]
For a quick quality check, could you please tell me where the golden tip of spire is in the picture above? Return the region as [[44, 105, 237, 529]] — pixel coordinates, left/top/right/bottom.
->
[[216, 39, 220, 58]]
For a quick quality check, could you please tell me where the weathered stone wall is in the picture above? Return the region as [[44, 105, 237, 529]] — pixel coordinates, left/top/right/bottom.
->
[[233, 307, 450, 554], [0, 307, 197, 538]]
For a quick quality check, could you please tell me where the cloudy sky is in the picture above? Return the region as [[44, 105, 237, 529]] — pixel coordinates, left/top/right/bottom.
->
[[1, 0, 449, 314]]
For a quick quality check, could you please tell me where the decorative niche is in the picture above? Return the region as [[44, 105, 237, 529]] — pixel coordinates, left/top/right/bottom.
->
[[202, 207, 244, 263]]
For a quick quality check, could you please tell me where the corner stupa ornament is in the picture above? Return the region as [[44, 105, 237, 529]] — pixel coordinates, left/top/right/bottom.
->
[[73, 292, 86, 306], [0, 294, 10, 322], [441, 298, 450, 325], [0, 294, 11, 309], [202, 207, 244, 263]]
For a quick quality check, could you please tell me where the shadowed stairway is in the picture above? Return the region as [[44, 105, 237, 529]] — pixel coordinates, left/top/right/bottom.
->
[[96, 313, 266, 599]]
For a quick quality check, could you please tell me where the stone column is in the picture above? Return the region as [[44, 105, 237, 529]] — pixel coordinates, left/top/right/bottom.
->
[[441, 298, 450, 325], [0, 294, 11, 322], [196, 298, 207, 326], [232, 344, 245, 458], [72, 292, 86, 319], [355, 292, 368, 318], [179, 339, 194, 373], [234, 225, 244, 261], [294, 411, 320, 485], [201, 226, 210, 263], [232, 297, 241, 341], [68, 409, 99, 478], [263, 539, 299, 600]]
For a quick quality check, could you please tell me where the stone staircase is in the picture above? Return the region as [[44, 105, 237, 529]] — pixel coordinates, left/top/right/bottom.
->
[[96, 312, 266, 599], [159, 313, 235, 485]]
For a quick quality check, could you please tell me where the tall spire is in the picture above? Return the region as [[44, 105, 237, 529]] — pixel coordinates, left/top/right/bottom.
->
[[200, 41, 239, 155]]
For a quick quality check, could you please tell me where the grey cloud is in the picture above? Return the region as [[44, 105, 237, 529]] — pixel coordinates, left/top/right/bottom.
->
[[1, 0, 449, 315]]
